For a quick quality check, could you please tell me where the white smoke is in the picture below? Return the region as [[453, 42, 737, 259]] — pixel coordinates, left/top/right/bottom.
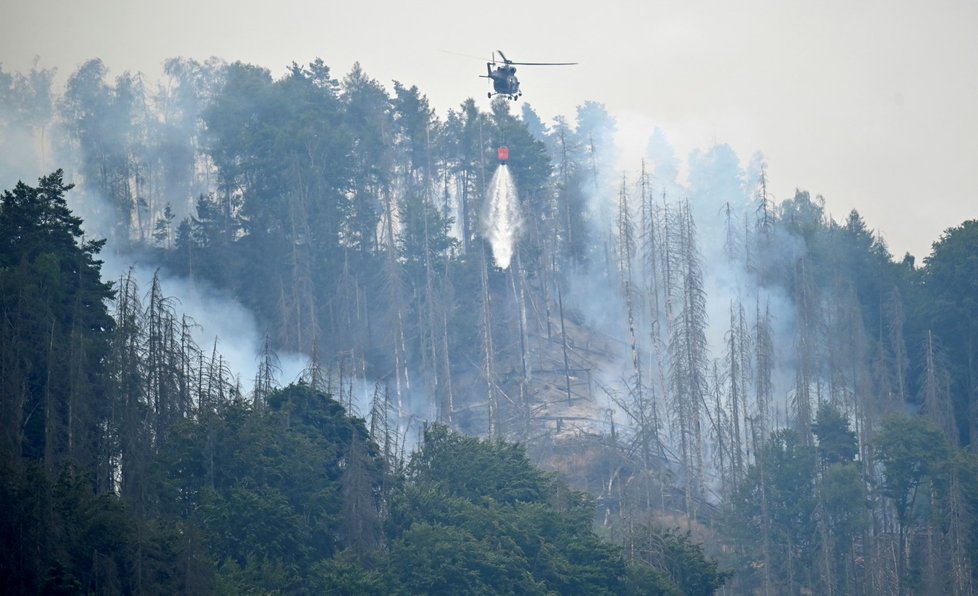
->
[[99, 254, 308, 390], [552, 110, 806, 467]]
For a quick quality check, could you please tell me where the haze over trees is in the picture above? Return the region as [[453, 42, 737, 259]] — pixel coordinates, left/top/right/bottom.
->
[[1, 56, 977, 594]]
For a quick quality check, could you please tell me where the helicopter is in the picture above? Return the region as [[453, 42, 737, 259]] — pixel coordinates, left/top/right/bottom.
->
[[481, 50, 577, 100]]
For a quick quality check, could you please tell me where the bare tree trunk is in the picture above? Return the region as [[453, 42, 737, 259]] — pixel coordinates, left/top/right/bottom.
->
[[754, 299, 774, 438], [556, 272, 573, 406], [381, 184, 410, 416], [285, 181, 319, 354], [441, 309, 455, 426], [948, 468, 973, 596], [479, 245, 499, 438], [509, 251, 531, 438], [711, 362, 728, 495], [727, 301, 746, 487], [794, 256, 816, 442], [749, 416, 774, 596]]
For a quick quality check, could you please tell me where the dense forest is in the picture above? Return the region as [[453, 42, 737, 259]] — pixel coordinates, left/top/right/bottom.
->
[[1, 56, 977, 594]]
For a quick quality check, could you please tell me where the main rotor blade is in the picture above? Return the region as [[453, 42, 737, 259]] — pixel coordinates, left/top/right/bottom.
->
[[506, 61, 578, 66], [439, 49, 487, 61]]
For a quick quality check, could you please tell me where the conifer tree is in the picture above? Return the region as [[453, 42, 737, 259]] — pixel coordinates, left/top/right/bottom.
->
[[0, 171, 114, 475]]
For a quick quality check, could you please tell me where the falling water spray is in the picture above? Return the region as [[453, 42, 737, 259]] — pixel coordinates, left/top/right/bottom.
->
[[483, 163, 520, 269]]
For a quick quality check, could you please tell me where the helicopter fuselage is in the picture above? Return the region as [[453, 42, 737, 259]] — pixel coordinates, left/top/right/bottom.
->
[[488, 65, 520, 99]]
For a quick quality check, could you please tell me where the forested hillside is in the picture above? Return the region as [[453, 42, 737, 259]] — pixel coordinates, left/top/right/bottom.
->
[[2, 57, 977, 594]]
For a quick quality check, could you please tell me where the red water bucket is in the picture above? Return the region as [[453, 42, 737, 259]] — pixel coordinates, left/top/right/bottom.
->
[[497, 146, 509, 163]]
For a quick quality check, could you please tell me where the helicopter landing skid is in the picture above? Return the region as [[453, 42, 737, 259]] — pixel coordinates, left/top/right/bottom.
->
[[488, 92, 522, 101]]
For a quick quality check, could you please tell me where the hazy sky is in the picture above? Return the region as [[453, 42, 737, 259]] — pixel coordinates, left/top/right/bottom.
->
[[2, 0, 976, 259]]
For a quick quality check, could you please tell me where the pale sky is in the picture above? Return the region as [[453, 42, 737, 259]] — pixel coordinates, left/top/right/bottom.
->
[[2, 0, 976, 260]]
